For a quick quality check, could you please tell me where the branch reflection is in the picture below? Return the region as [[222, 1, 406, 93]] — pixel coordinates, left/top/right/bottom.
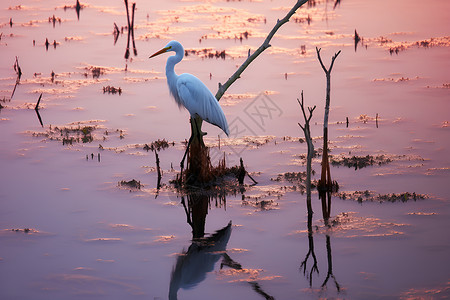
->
[[299, 176, 340, 293], [321, 234, 340, 292], [299, 208, 319, 286]]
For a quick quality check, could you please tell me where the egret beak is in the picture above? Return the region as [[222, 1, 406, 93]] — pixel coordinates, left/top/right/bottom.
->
[[149, 46, 171, 58]]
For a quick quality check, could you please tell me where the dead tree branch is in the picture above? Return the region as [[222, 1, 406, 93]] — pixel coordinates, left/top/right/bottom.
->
[[316, 47, 340, 224], [131, 3, 137, 56], [113, 22, 120, 45], [316, 47, 340, 134], [124, 0, 136, 59], [215, 0, 310, 101], [297, 90, 315, 214], [35, 93, 43, 127], [11, 56, 22, 99]]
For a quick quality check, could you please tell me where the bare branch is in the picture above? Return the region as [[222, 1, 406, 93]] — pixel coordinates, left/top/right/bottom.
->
[[328, 50, 341, 73], [297, 90, 316, 129], [35, 93, 43, 127], [215, 0, 310, 101], [316, 47, 327, 73], [317, 47, 341, 74], [11, 56, 22, 99], [34, 93, 42, 110]]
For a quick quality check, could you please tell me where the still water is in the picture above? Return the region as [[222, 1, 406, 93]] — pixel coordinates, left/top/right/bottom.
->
[[1, 0, 449, 299]]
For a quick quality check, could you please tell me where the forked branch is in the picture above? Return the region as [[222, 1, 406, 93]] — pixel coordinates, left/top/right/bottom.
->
[[316, 47, 341, 75], [297, 91, 316, 132]]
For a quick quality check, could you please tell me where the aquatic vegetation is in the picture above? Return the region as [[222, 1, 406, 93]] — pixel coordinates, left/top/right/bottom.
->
[[273, 171, 307, 183], [84, 66, 105, 79], [11, 228, 31, 233], [314, 212, 409, 239], [330, 153, 426, 170], [28, 120, 125, 145], [336, 190, 427, 203], [144, 139, 170, 152], [184, 48, 228, 59], [118, 179, 141, 190], [242, 198, 278, 211], [330, 154, 393, 169], [407, 212, 437, 216], [85, 237, 122, 243], [205, 135, 275, 150], [373, 76, 420, 83], [271, 172, 312, 192], [363, 35, 450, 54], [102, 85, 122, 95], [0, 228, 51, 237], [48, 15, 62, 27], [172, 156, 251, 193]]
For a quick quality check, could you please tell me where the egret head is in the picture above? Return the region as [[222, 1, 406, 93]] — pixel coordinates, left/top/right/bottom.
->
[[149, 40, 183, 58]]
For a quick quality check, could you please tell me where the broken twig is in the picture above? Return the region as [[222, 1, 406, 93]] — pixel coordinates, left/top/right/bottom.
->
[[11, 56, 22, 99], [35, 93, 43, 127]]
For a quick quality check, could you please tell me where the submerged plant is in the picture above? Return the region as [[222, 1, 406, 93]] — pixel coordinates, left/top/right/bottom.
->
[[336, 190, 427, 203], [330, 154, 393, 170], [119, 179, 141, 190]]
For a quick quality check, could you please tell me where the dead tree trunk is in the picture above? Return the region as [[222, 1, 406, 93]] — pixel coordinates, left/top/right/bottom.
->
[[316, 47, 340, 190], [316, 47, 340, 223], [184, 116, 213, 186]]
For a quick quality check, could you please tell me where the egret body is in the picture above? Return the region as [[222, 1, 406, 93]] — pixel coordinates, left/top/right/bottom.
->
[[150, 40, 229, 137]]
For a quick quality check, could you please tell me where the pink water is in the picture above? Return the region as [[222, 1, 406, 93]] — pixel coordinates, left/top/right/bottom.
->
[[1, 0, 449, 299]]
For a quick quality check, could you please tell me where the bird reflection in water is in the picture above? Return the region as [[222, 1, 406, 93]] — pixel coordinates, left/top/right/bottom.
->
[[169, 194, 231, 300], [169, 193, 275, 299]]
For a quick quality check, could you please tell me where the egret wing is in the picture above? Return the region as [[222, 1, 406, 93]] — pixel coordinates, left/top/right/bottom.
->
[[177, 74, 229, 136]]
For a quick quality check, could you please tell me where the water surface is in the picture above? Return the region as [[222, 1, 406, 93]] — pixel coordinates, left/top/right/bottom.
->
[[1, 0, 449, 299]]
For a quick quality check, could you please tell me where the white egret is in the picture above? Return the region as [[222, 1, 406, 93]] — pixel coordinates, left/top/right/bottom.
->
[[149, 40, 229, 137]]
